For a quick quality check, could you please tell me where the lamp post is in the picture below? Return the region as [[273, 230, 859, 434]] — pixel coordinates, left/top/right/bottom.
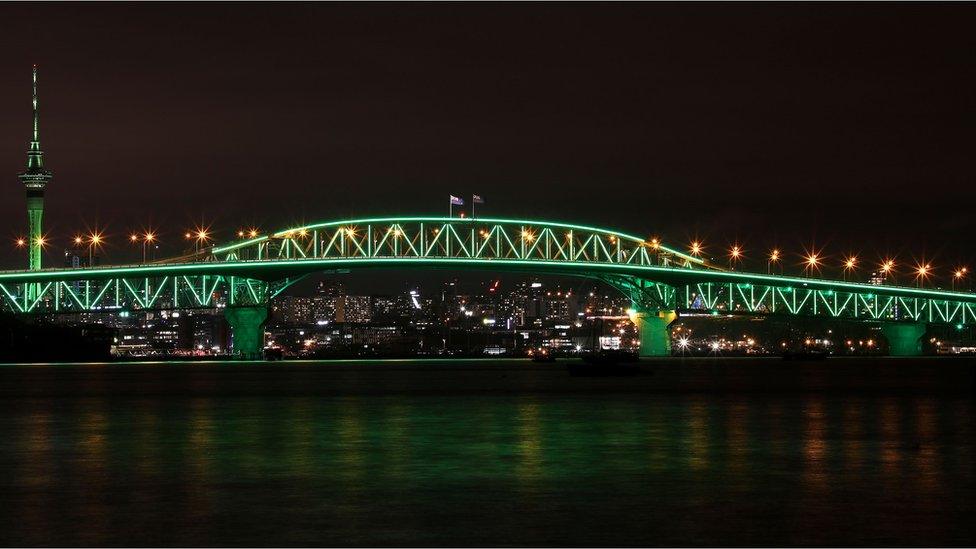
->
[[952, 267, 967, 291], [87, 233, 103, 266], [915, 264, 931, 288], [880, 259, 895, 285], [843, 256, 858, 282], [768, 249, 780, 274], [143, 232, 156, 263], [728, 245, 742, 270]]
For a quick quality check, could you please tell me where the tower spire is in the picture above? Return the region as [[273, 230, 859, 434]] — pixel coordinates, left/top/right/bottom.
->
[[26, 64, 45, 172], [32, 64, 39, 144]]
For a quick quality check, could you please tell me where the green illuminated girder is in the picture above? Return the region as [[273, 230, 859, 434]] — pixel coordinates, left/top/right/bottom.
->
[[0, 275, 297, 314], [210, 217, 706, 269], [596, 274, 676, 312], [680, 282, 976, 325]]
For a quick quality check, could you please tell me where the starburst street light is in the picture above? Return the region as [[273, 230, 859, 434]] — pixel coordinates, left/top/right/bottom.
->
[[843, 255, 858, 281], [804, 252, 821, 276], [86, 232, 104, 266], [689, 240, 703, 257], [15, 237, 26, 248], [767, 249, 780, 274], [914, 263, 932, 287], [728, 244, 742, 270], [953, 267, 969, 290]]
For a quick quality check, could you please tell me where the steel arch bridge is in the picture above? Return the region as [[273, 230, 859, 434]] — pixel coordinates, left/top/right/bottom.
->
[[2, 216, 974, 357]]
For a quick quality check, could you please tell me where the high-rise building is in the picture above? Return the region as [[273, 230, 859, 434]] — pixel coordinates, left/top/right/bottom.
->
[[18, 66, 53, 272]]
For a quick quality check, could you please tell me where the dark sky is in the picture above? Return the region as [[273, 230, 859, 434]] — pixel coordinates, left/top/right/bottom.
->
[[1, 3, 973, 277]]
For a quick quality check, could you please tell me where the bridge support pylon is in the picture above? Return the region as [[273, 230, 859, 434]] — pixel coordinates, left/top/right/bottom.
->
[[635, 310, 677, 357], [882, 322, 927, 356], [224, 306, 268, 359]]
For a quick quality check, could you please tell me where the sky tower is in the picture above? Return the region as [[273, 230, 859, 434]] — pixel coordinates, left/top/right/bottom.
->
[[18, 65, 52, 271]]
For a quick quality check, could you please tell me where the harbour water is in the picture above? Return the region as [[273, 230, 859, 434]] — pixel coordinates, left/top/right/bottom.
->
[[0, 358, 972, 546]]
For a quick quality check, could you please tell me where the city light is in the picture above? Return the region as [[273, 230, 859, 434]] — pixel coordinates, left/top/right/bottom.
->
[[249, 229, 258, 238], [130, 234, 139, 242], [649, 237, 659, 249], [145, 232, 156, 243], [15, 237, 26, 248], [74, 235, 83, 245]]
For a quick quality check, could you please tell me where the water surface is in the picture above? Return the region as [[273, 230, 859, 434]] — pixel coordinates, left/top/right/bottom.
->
[[0, 358, 972, 546]]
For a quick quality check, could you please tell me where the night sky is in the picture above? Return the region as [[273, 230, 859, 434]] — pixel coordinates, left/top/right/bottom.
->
[[1, 3, 974, 278]]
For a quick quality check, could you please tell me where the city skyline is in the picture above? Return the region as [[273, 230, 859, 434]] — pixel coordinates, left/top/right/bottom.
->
[[1, 4, 975, 273]]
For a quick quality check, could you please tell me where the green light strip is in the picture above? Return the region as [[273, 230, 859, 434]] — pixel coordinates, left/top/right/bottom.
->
[[2, 256, 974, 304]]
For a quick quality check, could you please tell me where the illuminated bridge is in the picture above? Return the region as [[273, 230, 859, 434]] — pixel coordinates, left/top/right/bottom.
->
[[2, 216, 975, 358]]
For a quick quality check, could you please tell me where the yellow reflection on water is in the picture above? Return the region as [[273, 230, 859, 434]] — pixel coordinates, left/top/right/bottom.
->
[[803, 397, 828, 491], [880, 398, 901, 475], [337, 397, 365, 485], [727, 401, 749, 473], [687, 397, 709, 470], [842, 398, 863, 471], [76, 401, 109, 545], [913, 398, 941, 493], [516, 400, 542, 486]]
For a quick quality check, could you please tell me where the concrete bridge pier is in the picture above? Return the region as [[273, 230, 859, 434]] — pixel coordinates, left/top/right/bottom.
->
[[635, 310, 677, 357], [224, 306, 269, 359], [882, 322, 927, 356]]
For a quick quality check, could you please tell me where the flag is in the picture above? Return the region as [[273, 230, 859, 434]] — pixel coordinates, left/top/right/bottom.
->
[[472, 195, 485, 204], [450, 195, 464, 205]]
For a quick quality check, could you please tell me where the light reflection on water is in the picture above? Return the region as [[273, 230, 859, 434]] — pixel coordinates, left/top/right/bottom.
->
[[0, 361, 972, 546]]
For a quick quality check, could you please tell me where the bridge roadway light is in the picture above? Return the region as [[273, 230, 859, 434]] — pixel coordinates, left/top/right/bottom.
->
[[915, 263, 931, 287], [843, 255, 858, 281], [87, 232, 104, 266], [767, 249, 780, 273], [15, 237, 26, 248], [804, 252, 821, 276], [728, 245, 742, 270], [953, 267, 968, 290], [689, 240, 702, 257], [249, 229, 258, 239]]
